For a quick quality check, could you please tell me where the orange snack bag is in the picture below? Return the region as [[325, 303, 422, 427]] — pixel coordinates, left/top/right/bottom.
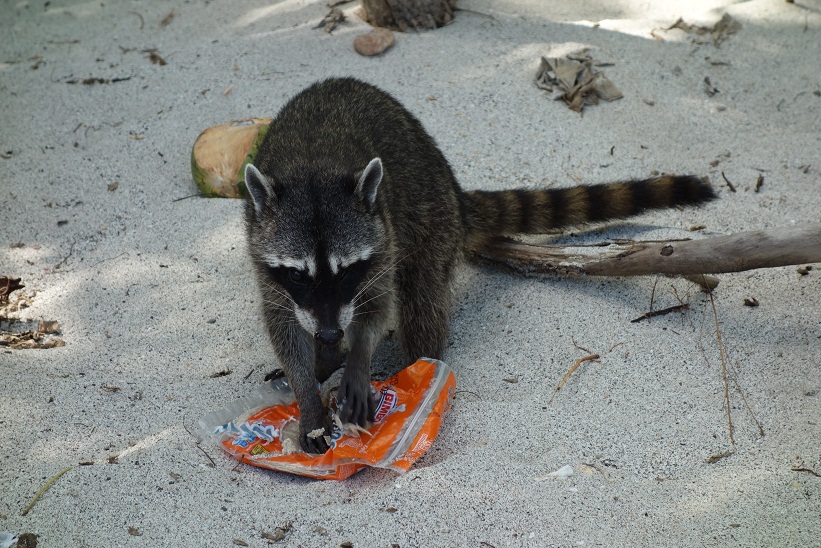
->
[[197, 359, 456, 480]]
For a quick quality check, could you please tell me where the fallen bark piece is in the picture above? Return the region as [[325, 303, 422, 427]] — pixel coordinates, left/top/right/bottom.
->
[[476, 224, 821, 278], [353, 28, 395, 56]]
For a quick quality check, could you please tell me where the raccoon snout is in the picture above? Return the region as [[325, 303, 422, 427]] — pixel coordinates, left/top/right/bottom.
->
[[315, 328, 344, 346]]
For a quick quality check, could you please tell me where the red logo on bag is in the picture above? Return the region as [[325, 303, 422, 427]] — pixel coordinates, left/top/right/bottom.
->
[[374, 388, 398, 423]]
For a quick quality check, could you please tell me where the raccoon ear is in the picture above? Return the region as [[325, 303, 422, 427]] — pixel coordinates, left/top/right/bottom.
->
[[244, 163, 277, 214], [355, 157, 383, 212]]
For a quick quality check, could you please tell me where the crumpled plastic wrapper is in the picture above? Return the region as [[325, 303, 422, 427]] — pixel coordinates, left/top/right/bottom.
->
[[197, 359, 456, 480], [535, 50, 623, 112]]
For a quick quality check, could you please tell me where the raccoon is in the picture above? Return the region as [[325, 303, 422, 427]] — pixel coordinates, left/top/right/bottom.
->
[[244, 77, 716, 454]]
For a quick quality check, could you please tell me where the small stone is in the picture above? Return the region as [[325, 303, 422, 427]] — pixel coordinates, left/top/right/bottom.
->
[[354, 28, 395, 57]]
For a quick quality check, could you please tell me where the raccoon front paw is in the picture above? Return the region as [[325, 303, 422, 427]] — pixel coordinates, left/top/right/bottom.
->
[[337, 370, 375, 428], [299, 413, 330, 455]]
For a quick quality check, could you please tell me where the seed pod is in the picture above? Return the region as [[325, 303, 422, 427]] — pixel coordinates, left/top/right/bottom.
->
[[190, 117, 271, 198]]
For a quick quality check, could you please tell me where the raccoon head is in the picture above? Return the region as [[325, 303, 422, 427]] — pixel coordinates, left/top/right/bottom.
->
[[244, 158, 385, 346]]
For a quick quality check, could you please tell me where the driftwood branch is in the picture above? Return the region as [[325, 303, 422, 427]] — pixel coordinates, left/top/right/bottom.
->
[[475, 224, 821, 281]]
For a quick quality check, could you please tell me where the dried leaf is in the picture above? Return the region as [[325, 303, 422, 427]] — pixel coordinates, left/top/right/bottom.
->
[[1, 316, 65, 349], [711, 13, 742, 46], [594, 74, 623, 101], [160, 10, 175, 28], [149, 51, 167, 66], [666, 13, 741, 46], [315, 7, 345, 33], [704, 77, 719, 96], [553, 57, 584, 90], [36, 320, 60, 334], [535, 51, 622, 113], [261, 521, 292, 541]]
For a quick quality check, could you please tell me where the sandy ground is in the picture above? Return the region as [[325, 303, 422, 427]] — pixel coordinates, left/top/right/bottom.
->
[[1, 0, 820, 546]]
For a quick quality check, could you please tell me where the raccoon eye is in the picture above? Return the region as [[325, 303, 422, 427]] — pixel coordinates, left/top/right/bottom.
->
[[288, 269, 306, 284], [337, 267, 349, 280]]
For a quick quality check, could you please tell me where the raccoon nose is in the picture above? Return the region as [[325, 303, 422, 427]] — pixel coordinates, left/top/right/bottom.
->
[[315, 329, 343, 346]]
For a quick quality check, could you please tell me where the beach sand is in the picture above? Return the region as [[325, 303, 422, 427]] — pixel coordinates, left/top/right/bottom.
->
[[1, 0, 819, 545]]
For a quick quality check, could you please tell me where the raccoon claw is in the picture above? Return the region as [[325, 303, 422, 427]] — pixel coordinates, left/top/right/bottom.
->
[[299, 429, 330, 455], [337, 376, 375, 428], [298, 413, 330, 454]]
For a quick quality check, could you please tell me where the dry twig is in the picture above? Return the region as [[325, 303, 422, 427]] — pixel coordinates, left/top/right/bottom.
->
[[22, 466, 72, 516], [182, 421, 215, 468], [791, 467, 821, 478], [548, 354, 600, 404], [706, 449, 734, 464], [704, 276, 734, 445], [570, 337, 591, 354], [721, 171, 736, 192], [631, 303, 690, 323]]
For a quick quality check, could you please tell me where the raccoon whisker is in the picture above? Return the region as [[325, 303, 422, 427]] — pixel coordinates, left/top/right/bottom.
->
[[353, 267, 391, 302], [260, 295, 296, 311], [353, 251, 410, 300], [265, 317, 299, 329], [354, 285, 394, 305], [260, 282, 295, 304], [352, 309, 381, 318], [353, 288, 395, 311], [259, 279, 291, 294], [352, 241, 428, 303], [351, 284, 394, 308], [261, 301, 294, 313], [260, 292, 293, 306], [263, 293, 294, 303], [352, 252, 410, 302], [266, 316, 300, 328], [352, 306, 378, 313]]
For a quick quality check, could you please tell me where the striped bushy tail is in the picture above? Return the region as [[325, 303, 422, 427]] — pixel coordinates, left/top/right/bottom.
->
[[461, 175, 716, 249]]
